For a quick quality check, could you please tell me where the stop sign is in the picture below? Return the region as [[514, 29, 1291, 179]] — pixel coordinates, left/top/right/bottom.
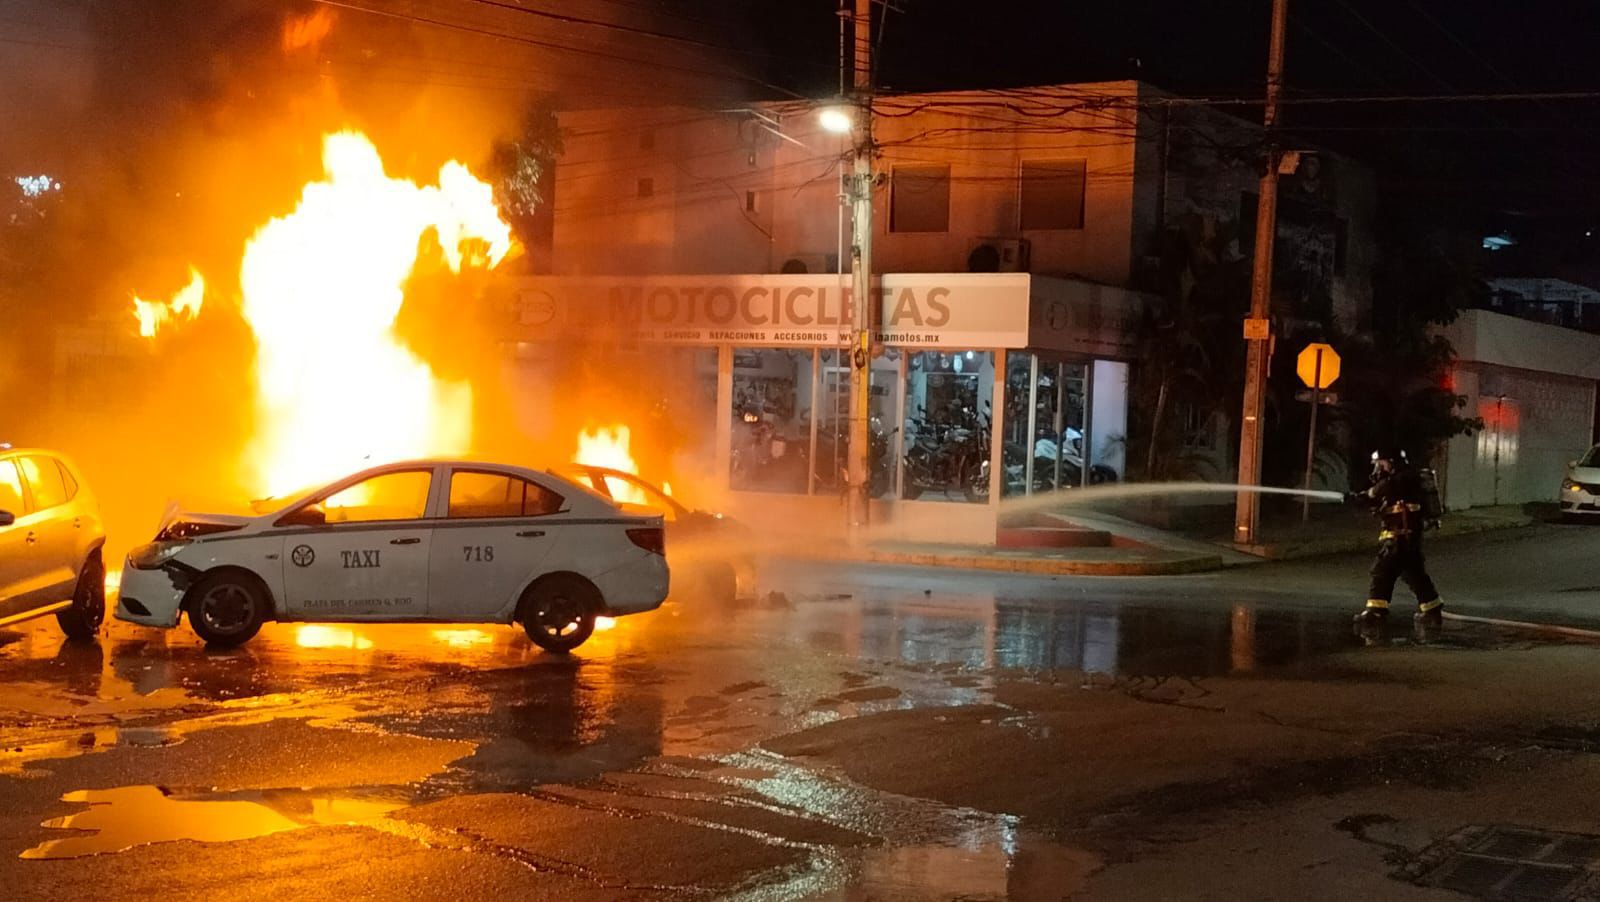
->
[[1296, 342, 1340, 389]]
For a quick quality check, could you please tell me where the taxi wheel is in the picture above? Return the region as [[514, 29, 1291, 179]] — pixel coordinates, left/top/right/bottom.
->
[[520, 575, 598, 653], [187, 572, 267, 647], [57, 550, 106, 642]]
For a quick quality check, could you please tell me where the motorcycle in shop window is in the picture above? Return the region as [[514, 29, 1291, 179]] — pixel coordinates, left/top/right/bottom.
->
[[901, 351, 995, 503], [814, 349, 899, 499], [730, 348, 812, 494]]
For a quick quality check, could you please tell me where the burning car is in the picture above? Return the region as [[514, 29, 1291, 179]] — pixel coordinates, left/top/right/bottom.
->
[[115, 460, 668, 651], [557, 465, 750, 601]]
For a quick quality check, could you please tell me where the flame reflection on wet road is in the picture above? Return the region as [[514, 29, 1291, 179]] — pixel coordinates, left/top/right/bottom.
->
[[0, 564, 1534, 896]]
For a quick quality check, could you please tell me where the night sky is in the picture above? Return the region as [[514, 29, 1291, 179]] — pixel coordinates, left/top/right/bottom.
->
[[6, 1, 1600, 235], [736, 0, 1600, 233]]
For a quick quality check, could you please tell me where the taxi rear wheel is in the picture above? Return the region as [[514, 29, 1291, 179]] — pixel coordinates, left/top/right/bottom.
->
[[520, 575, 599, 653], [187, 572, 267, 647]]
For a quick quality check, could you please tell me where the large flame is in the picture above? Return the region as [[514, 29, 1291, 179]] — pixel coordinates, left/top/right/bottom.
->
[[574, 425, 649, 505], [240, 131, 511, 495], [132, 268, 205, 338]]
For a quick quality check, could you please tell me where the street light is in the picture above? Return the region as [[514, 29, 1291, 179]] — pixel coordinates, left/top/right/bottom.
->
[[818, 106, 853, 134]]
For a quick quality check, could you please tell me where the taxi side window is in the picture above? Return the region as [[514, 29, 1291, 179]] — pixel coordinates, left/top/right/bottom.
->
[[449, 471, 565, 519], [316, 470, 433, 523], [19, 456, 68, 512], [0, 460, 24, 515]]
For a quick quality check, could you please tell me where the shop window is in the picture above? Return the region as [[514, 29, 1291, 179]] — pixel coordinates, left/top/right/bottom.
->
[[1001, 355, 1086, 497], [731, 348, 814, 494], [633, 347, 719, 490], [902, 350, 994, 503], [1020, 160, 1086, 230], [816, 349, 901, 498], [890, 165, 950, 233]]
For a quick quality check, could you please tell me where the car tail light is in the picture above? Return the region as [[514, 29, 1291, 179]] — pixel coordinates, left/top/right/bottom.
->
[[626, 527, 665, 555]]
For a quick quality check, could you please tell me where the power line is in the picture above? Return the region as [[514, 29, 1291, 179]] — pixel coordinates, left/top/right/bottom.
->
[[452, 0, 832, 75], [308, 0, 798, 99]]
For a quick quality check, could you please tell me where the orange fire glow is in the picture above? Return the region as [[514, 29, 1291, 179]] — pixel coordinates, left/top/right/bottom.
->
[[239, 131, 512, 495], [574, 426, 648, 504], [132, 268, 205, 338], [281, 8, 334, 53]]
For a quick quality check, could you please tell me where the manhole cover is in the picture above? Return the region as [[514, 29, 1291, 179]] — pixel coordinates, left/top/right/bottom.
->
[[1409, 826, 1600, 901]]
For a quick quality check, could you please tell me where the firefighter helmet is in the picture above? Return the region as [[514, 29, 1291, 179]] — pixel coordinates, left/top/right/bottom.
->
[[1370, 447, 1408, 465]]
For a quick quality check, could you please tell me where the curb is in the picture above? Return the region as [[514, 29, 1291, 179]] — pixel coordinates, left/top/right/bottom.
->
[[1229, 515, 1536, 561], [845, 549, 1225, 577]]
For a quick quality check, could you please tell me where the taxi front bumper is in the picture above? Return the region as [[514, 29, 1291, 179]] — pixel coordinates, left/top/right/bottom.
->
[[115, 561, 188, 628]]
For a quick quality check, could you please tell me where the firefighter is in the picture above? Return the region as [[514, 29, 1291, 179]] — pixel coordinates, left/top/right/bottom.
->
[[1351, 447, 1444, 627]]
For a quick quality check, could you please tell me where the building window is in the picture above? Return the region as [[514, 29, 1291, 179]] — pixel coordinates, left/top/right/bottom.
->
[[890, 164, 950, 233], [903, 350, 994, 503], [745, 190, 758, 213], [731, 348, 814, 494], [1020, 160, 1086, 230], [637, 177, 654, 199]]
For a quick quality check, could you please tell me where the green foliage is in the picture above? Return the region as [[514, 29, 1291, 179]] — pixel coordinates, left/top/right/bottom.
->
[[487, 100, 563, 249], [1130, 211, 1482, 489], [1336, 220, 1483, 469]]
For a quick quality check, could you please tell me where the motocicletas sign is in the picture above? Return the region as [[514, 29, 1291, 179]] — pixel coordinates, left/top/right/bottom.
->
[[505, 273, 1032, 348]]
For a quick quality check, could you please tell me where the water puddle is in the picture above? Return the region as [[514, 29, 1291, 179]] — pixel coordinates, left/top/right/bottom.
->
[[21, 784, 405, 859], [851, 838, 1098, 901], [655, 751, 1100, 900]]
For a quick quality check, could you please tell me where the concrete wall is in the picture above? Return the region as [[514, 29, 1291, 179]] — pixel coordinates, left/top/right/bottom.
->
[[1440, 310, 1600, 509]]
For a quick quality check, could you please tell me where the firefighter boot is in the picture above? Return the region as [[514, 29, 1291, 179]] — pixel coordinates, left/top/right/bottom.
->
[[1414, 599, 1443, 626], [1353, 600, 1390, 626]]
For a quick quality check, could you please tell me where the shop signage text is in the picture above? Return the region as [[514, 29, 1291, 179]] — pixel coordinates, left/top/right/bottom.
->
[[510, 274, 1032, 349]]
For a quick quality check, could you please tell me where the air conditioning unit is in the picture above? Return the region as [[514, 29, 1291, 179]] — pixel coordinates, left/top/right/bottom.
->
[[779, 252, 838, 274], [967, 237, 1031, 273]]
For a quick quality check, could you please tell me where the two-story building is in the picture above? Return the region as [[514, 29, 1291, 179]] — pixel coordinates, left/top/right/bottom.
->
[[495, 81, 1378, 541]]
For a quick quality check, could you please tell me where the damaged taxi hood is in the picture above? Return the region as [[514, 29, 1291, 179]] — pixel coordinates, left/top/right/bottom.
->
[[156, 506, 262, 540]]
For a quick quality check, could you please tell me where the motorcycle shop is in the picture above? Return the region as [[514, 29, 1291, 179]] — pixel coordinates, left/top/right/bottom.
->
[[498, 272, 1143, 544]]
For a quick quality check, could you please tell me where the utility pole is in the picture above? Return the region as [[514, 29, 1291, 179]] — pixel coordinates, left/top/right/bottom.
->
[[1233, 0, 1289, 547], [846, 0, 875, 534]]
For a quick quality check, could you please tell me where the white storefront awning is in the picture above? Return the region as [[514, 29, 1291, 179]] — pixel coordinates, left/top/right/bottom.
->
[[498, 273, 1144, 360]]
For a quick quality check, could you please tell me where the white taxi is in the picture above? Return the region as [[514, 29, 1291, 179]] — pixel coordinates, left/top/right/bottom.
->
[[115, 460, 669, 651]]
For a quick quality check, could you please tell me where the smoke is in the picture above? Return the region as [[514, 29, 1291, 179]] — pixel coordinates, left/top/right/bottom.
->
[[0, 0, 770, 562]]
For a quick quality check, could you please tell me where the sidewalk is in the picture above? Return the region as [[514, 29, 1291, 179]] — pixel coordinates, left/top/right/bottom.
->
[[1225, 504, 1535, 559], [783, 503, 1538, 578], [844, 540, 1224, 577]]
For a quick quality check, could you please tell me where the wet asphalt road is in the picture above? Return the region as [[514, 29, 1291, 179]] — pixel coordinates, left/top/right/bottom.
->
[[1, 527, 1598, 899]]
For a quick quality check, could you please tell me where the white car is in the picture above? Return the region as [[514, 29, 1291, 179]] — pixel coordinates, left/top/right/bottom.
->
[[1561, 444, 1600, 521], [116, 460, 669, 651]]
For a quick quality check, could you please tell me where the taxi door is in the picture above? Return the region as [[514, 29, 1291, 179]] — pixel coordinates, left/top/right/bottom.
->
[[428, 468, 561, 620], [278, 468, 436, 620]]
